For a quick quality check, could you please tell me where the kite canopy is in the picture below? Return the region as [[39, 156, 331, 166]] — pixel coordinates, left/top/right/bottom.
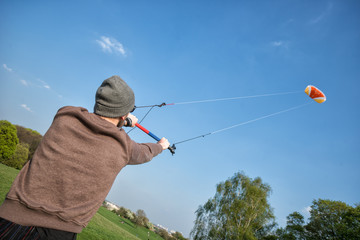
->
[[305, 85, 326, 103]]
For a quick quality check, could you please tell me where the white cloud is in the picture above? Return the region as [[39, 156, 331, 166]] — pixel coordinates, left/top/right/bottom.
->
[[3, 64, 13, 72], [37, 79, 51, 89], [34, 79, 63, 99], [271, 40, 290, 50], [21, 104, 33, 112], [272, 41, 284, 47], [20, 79, 29, 86], [96, 36, 126, 56]]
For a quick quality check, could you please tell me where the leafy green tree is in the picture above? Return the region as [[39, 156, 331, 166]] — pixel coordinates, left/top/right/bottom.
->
[[145, 221, 154, 231], [15, 125, 42, 161], [286, 212, 305, 240], [257, 221, 278, 240], [342, 203, 360, 238], [275, 228, 290, 240], [156, 228, 173, 240], [190, 171, 275, 240], [133, 209, 149, 227], [0, 120, 19, 163], [172, 231, 187, 240], [5, 143, 29, 169], [125, 208, 135, 220], [305, 199, 360, 240], [115, 206, 134, 220], [275, 212, 305, 240], [116, 206, 128, 218]]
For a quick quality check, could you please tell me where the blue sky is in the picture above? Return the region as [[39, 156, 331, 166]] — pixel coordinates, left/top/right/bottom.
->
[[1, 0, 359, 237]]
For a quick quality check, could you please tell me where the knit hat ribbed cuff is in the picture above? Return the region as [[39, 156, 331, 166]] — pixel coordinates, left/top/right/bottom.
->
[[94, 101, 134, 118]]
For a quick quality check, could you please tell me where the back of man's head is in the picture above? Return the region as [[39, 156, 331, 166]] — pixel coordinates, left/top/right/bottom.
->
[[94, 75, 135, 118]]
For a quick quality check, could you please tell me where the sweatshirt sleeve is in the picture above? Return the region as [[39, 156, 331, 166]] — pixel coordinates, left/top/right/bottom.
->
[[127, 141, 163, 165]]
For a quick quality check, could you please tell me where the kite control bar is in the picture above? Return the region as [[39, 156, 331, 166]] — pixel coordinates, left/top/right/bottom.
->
[[135, 123, 176, 155]]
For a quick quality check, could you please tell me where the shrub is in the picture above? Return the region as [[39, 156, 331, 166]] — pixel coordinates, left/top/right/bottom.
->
[[5, 143, 29, 169], [0, 120, 19, 163]]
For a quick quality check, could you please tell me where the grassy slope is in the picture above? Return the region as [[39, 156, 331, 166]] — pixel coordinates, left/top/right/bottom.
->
[[0, 163, 18, 205], [79, 207, 164, 240], [0, 163, 163, 240]]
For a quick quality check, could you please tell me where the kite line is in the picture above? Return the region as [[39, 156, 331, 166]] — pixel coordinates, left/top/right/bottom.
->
[[134, 90, 302, 109], [127, 87, 324, 155], [170, 91, 302, 105], [173, 102, 312, 146]]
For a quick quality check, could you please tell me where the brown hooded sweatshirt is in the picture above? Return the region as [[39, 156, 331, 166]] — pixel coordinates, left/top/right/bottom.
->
[[0, 106, 163, 233]]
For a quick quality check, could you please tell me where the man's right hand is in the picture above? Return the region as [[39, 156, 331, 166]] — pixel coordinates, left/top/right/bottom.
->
[[158, 137, 170, 150]]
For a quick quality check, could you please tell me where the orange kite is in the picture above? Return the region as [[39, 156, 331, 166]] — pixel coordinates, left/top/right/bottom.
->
[[305, 85, 326, 103]]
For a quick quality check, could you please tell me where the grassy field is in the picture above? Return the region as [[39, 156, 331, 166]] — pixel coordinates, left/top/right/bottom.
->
[[0, 163, 18, 205], [0, 163, 164, 240]]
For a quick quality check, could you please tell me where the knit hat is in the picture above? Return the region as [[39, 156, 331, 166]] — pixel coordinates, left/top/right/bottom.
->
[[94, 75, 135, 118]]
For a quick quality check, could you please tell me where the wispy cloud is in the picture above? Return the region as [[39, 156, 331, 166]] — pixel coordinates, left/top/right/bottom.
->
[[271, 41, 289, 49], [309, 2, 333, 24], [96, 36, 126, 56], [21, 104, 33, 112], [3, 65, 63, 101], [3, 64, 13, 72], [20, 77, 54, 92], [20, 79, 29, 86], [37, 79, 51, 89], [271, 41, 284, 47], [37, 79, 63, 98]]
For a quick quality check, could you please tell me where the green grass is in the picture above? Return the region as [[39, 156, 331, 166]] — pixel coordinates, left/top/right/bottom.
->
[[78, 207, 164, 240], [0, 163, 164, 240], [77, 208, 140, 240], [0, 163, 19, 205]]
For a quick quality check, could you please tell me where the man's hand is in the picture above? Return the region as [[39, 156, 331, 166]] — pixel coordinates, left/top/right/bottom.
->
[[125, 113, 138, 127], [158, 137, 170, 150]]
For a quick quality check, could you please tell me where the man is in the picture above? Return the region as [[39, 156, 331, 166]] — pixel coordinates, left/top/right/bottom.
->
[[0, 75, 170, 239]]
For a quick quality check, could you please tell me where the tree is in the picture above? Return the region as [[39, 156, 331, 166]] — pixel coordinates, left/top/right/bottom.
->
[[172, 231, 187, 240], [275, 227, 292, 240], [116, 206, 128, 218], [190, 171, 275, 240], [15, 125, 42, 161], [286, 212, 305, 240], [342, 203, 360, 238], [125, 208, 135, 220], [145, 221, 154, 231], [275, 212, 305, 240], [5, 143, 29, 169], [134, 209, 149, 227], [156, 228, 173, 240], [0, 120, 19, 163], [305, 199, 360, 240]]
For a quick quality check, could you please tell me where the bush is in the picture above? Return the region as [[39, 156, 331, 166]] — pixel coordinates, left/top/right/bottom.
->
[[0, 120, 19, 163], [4, 143, 29, 169], [116, 207, 128, 218], [15, 125, 42, 161], [172, 231, 187, 240], [125, 208, 135, 220], [156, 228, 173, 240], [146, 221, 154, 231]]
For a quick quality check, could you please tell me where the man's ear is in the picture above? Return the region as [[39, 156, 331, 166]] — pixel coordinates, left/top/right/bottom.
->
[[119, 114, 128, 120]]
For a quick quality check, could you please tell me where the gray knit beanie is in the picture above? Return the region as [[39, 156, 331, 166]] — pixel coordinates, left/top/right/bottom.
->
[[94, 75, 135, 118]]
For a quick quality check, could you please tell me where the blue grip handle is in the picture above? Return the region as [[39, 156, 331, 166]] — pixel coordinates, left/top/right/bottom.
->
[[148, 132, 161, 141]]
